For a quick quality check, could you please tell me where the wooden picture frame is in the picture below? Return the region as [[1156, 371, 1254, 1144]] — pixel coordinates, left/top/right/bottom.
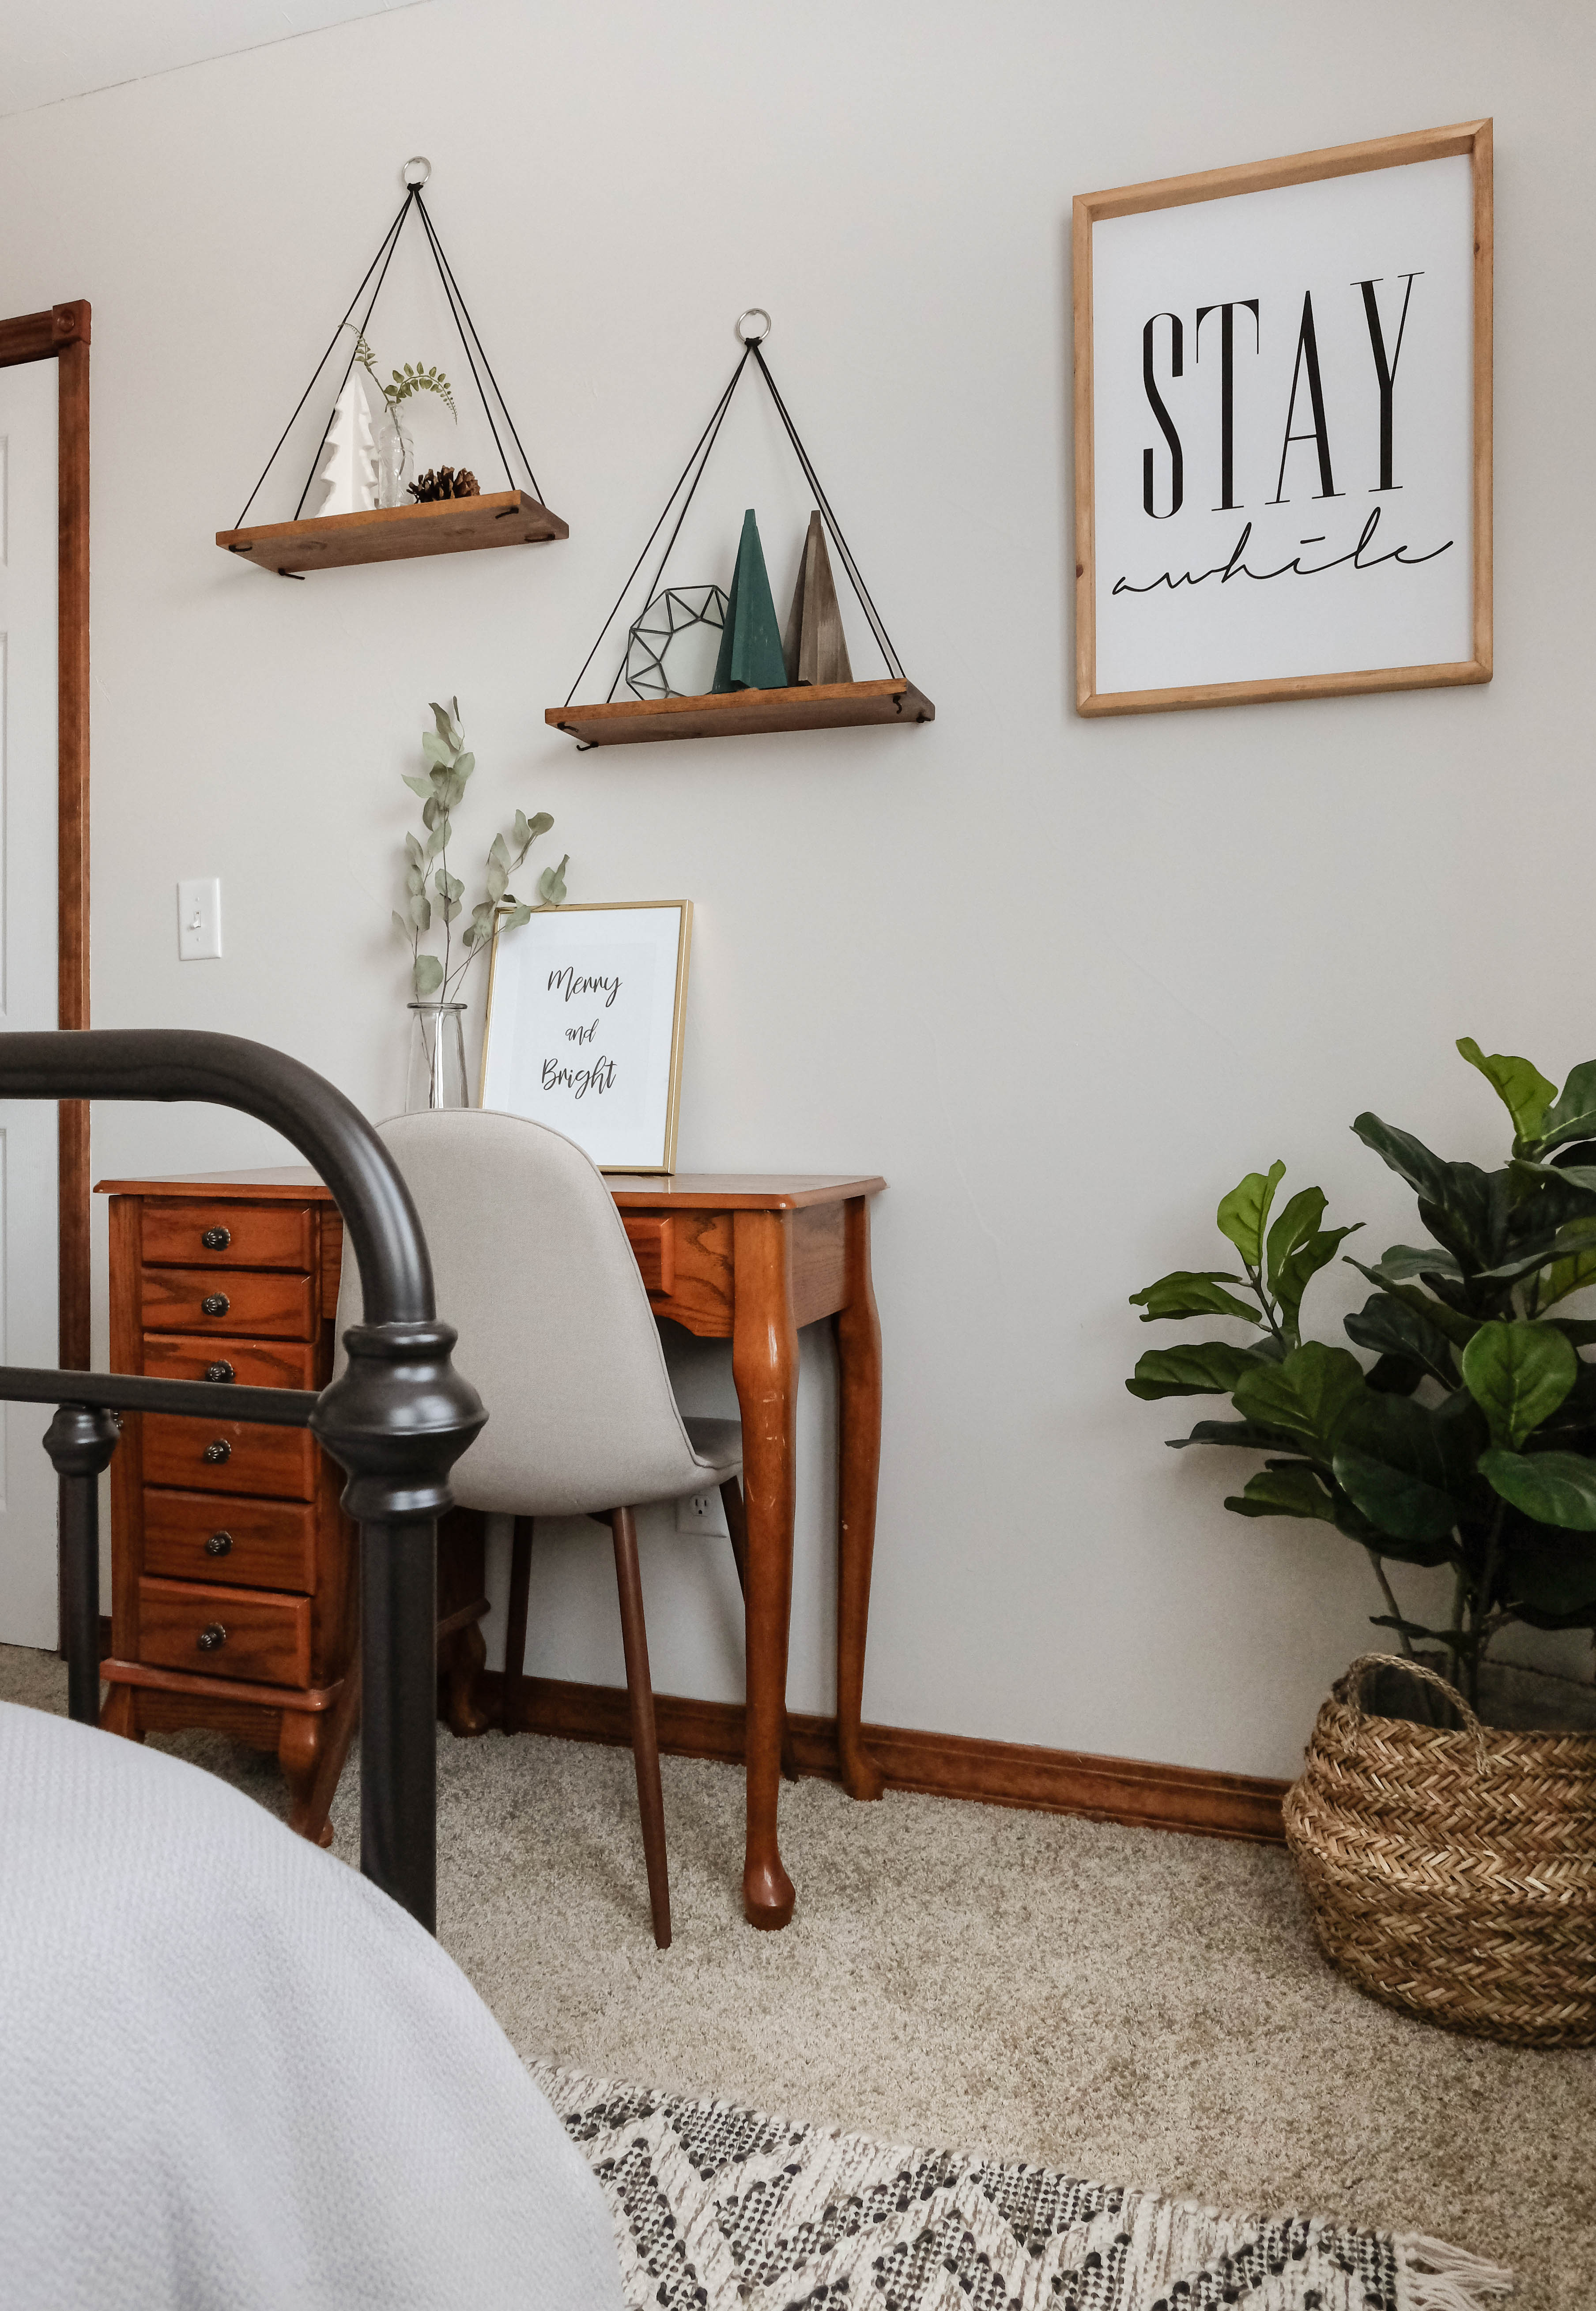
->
[[0, 302, 91, 1364], [1073, 121, 1492, 716], [479, 902, 693, 1174]]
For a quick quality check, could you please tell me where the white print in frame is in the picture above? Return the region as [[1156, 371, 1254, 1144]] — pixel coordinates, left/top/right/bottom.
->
[[1073, 120, 1492, 714], [479, 902, 692, 1173]]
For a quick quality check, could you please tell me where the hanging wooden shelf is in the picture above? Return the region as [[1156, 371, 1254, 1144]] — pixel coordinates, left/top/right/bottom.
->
[[547, 676, 934, 748], [217, 490, 567, 577]]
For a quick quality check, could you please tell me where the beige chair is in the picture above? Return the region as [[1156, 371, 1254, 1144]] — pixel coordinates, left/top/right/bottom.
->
[[335, 1107, 749, 1949]]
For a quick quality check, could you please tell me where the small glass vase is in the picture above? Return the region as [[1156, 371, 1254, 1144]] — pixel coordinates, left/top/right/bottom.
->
[[405, 1001, 469, 1112], [374, 408, 413, 509]]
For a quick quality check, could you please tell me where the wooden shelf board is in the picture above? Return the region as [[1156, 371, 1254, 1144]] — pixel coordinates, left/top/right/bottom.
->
[[216, 491, 568, 576], [545, 677, 935, 747]]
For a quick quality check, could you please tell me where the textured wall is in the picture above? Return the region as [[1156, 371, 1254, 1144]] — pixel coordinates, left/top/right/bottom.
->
[[0, 0, 1588, 1775]]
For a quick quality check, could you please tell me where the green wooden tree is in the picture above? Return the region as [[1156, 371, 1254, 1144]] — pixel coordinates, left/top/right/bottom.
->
[[712, 509, 787, 693]]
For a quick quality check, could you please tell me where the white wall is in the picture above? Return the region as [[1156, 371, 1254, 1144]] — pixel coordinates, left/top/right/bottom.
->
[[1, 0, 1590, 1779]]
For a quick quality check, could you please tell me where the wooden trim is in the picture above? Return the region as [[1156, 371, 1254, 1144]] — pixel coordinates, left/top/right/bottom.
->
[[1073, 121, 1492, 717], [473, 1671, 1288, 1844], [0, 304, 92, 1371], [57, 330, 91, 1367], [100, 1656, 345, 1713]]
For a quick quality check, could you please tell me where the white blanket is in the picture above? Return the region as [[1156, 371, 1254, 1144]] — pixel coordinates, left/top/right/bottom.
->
[[0, 1699, 624, 2311]]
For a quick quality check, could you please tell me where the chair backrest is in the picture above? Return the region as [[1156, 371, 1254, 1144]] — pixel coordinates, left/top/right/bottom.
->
[[336, 1109, 702, 1518]]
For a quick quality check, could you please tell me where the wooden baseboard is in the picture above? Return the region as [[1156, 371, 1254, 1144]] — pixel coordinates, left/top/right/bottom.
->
[[479, 1670, 1287, 1844]]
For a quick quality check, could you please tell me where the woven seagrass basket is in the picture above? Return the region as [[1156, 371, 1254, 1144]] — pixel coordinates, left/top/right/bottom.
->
[[1284, 1652, 1596, 2047]]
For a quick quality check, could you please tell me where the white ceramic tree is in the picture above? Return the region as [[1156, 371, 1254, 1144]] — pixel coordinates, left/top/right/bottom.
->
[[313, 377, 378, 517]]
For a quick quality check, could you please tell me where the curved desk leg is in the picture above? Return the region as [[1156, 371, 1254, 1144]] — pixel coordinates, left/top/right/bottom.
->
[[732, 1209, 798, 1930], [836, 1195, 886, 1801]]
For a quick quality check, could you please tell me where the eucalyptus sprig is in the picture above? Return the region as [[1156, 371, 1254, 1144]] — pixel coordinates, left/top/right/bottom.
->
[[391, 698, 568, 1003], [354, 333, 457, 420]]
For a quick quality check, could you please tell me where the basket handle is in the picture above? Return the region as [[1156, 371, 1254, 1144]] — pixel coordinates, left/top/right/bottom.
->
[[1335, 1651, 1490, 1775]]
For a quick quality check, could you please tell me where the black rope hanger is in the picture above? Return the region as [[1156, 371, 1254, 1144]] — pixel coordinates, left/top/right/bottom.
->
[[232, 157, 547, 537], [562, 309, 908, 710]]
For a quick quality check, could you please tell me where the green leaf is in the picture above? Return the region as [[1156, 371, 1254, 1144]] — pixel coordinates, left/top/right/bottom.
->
[[1536, 1246, 1596, 1314], [453, 752, 475, 784], [1344, 1257, 1480, 1347], [1129, 1271, 1259, 1325], [1461, 1321, 1578, 1448], [499, 903, 532, 931], [537, 853, 569, 906], [1233, 1342, 1367, 1457], [1217, 1161, 1287, 1270], [1547, 1318, 1596, 1347], [1265, 1186, 1323, 1295], [1351, 1112, 1453, 1210], [1456, 1036, 1556, 1147], [1166, 1420, 1300, 1451], [434, 869, 464, 902], [1501, 1522, 1596, 1612], [485, 859, 508, 903], [421, 731, 453, 768], [1539, 1060, 1596, 1154], [412, 952, 444, 998], [1343, 1291, 1456, 1386], [1225, 1465, 1336, 1522], [391, 910, 411, 943], [1374, 1242, 1465, 1285], [519, 809, 554, 845], [1126, 1342, 1266, 1400], [1277, 1226, 1362, 1344], [402, 774, 433, 798], [1480, 1446, 1596, 1530], [405, 891, 431, 933], [1332, 1393, 1464, 1545], [404, 831, 424, 864]]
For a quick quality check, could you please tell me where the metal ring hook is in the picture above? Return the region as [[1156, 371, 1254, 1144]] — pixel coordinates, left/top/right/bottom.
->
[[402, 156, 432, 189], [736, 308, 771, 345]]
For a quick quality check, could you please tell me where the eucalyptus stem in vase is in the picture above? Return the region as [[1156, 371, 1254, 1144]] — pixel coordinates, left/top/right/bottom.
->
[[391, 697, 568, 1109]]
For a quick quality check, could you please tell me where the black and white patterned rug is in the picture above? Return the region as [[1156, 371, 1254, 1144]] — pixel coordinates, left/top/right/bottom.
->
[[531, 2065, 1511, 2311]]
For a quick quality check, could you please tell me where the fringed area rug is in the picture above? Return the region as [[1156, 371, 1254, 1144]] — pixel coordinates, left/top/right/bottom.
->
[[530, 2065, 1511, 2311]]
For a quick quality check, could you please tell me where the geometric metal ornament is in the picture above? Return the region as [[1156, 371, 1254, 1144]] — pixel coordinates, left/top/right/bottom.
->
[[624, 585, 728, 699]]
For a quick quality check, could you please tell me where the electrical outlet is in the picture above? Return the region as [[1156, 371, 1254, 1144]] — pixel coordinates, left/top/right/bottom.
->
[[177, 877, 222, 961], [676, 1488, 728, 1538]]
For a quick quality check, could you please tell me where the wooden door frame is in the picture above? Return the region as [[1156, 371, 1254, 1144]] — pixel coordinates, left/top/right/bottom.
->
[[0, 301, 91, 1367]]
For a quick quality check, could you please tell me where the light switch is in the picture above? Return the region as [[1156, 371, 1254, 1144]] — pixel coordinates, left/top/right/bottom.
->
[[177, 877, 222, 961]]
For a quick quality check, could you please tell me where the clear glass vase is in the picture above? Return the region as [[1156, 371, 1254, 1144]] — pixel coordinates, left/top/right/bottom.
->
[[405, 1001, 469, 1111], [374, 408, 413, 509]]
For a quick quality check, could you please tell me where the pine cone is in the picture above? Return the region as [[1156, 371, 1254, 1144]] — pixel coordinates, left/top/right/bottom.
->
[[407, 465, 481, 503]]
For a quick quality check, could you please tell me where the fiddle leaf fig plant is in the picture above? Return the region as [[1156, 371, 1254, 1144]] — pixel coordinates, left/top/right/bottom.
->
[[391, 698, 569, 1002], [1128, 1038, 1596, 1702]]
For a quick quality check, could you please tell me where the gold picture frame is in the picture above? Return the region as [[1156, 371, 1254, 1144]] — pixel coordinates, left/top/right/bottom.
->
[[1073, 118, 1493, 715], [479, 900, 693, 1173]]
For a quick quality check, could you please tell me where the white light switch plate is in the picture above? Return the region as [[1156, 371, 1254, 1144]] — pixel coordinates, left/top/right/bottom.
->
[[177, 877, 222, 960], [675, 1488, 728, 1538]]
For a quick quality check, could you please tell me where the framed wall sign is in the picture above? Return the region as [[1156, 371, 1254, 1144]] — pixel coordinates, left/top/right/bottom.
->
[[1073, 119, 1492, 715], [479, 901, 693, 1173]]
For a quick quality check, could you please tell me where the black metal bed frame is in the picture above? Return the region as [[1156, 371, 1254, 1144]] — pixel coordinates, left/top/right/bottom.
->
[[0, 1029, 485, 1933]]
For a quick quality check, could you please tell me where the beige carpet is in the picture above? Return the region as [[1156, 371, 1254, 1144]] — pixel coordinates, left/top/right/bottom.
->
[[4, 1643, 1592, 2309]]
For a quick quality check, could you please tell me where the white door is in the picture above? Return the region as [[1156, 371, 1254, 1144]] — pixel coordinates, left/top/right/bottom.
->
[[0, 361, 60, 1646]]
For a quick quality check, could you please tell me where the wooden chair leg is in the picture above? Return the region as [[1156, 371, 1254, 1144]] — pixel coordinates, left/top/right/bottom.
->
[[503, 1514, 534, 1735], [609, 1505, 671, 1950], [297, 1654, 362, 1849], [720, 1476, 800, 1784]]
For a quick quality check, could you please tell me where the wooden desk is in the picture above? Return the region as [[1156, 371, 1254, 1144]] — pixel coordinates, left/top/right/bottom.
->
[[96, 1163, 887, 1931]]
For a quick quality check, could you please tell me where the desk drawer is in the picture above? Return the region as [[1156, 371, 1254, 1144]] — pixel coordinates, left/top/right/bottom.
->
[[143, 1335, 318, 1392], [142, 1201, 315, 1271], [143, 1488, 317, 1592], [139, 1576, 310, 1687], [142, 1267, 314, 1340], [623, 1215, 675, 1297], [141, 1415, 317, 1501]]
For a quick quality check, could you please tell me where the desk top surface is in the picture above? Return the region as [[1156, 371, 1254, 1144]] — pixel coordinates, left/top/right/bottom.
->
[[95, 1164, 886, 1212]]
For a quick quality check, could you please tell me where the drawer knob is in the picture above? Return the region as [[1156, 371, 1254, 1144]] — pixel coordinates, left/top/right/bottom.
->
[[205, 1360, 235, 1384], [196, 1623, 227, 1652], [204, 1531, 233, 1558], [201, 1292, 230, 1318], [203, 1439, 232, 1464], [201, 1227, 231, 1251]]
